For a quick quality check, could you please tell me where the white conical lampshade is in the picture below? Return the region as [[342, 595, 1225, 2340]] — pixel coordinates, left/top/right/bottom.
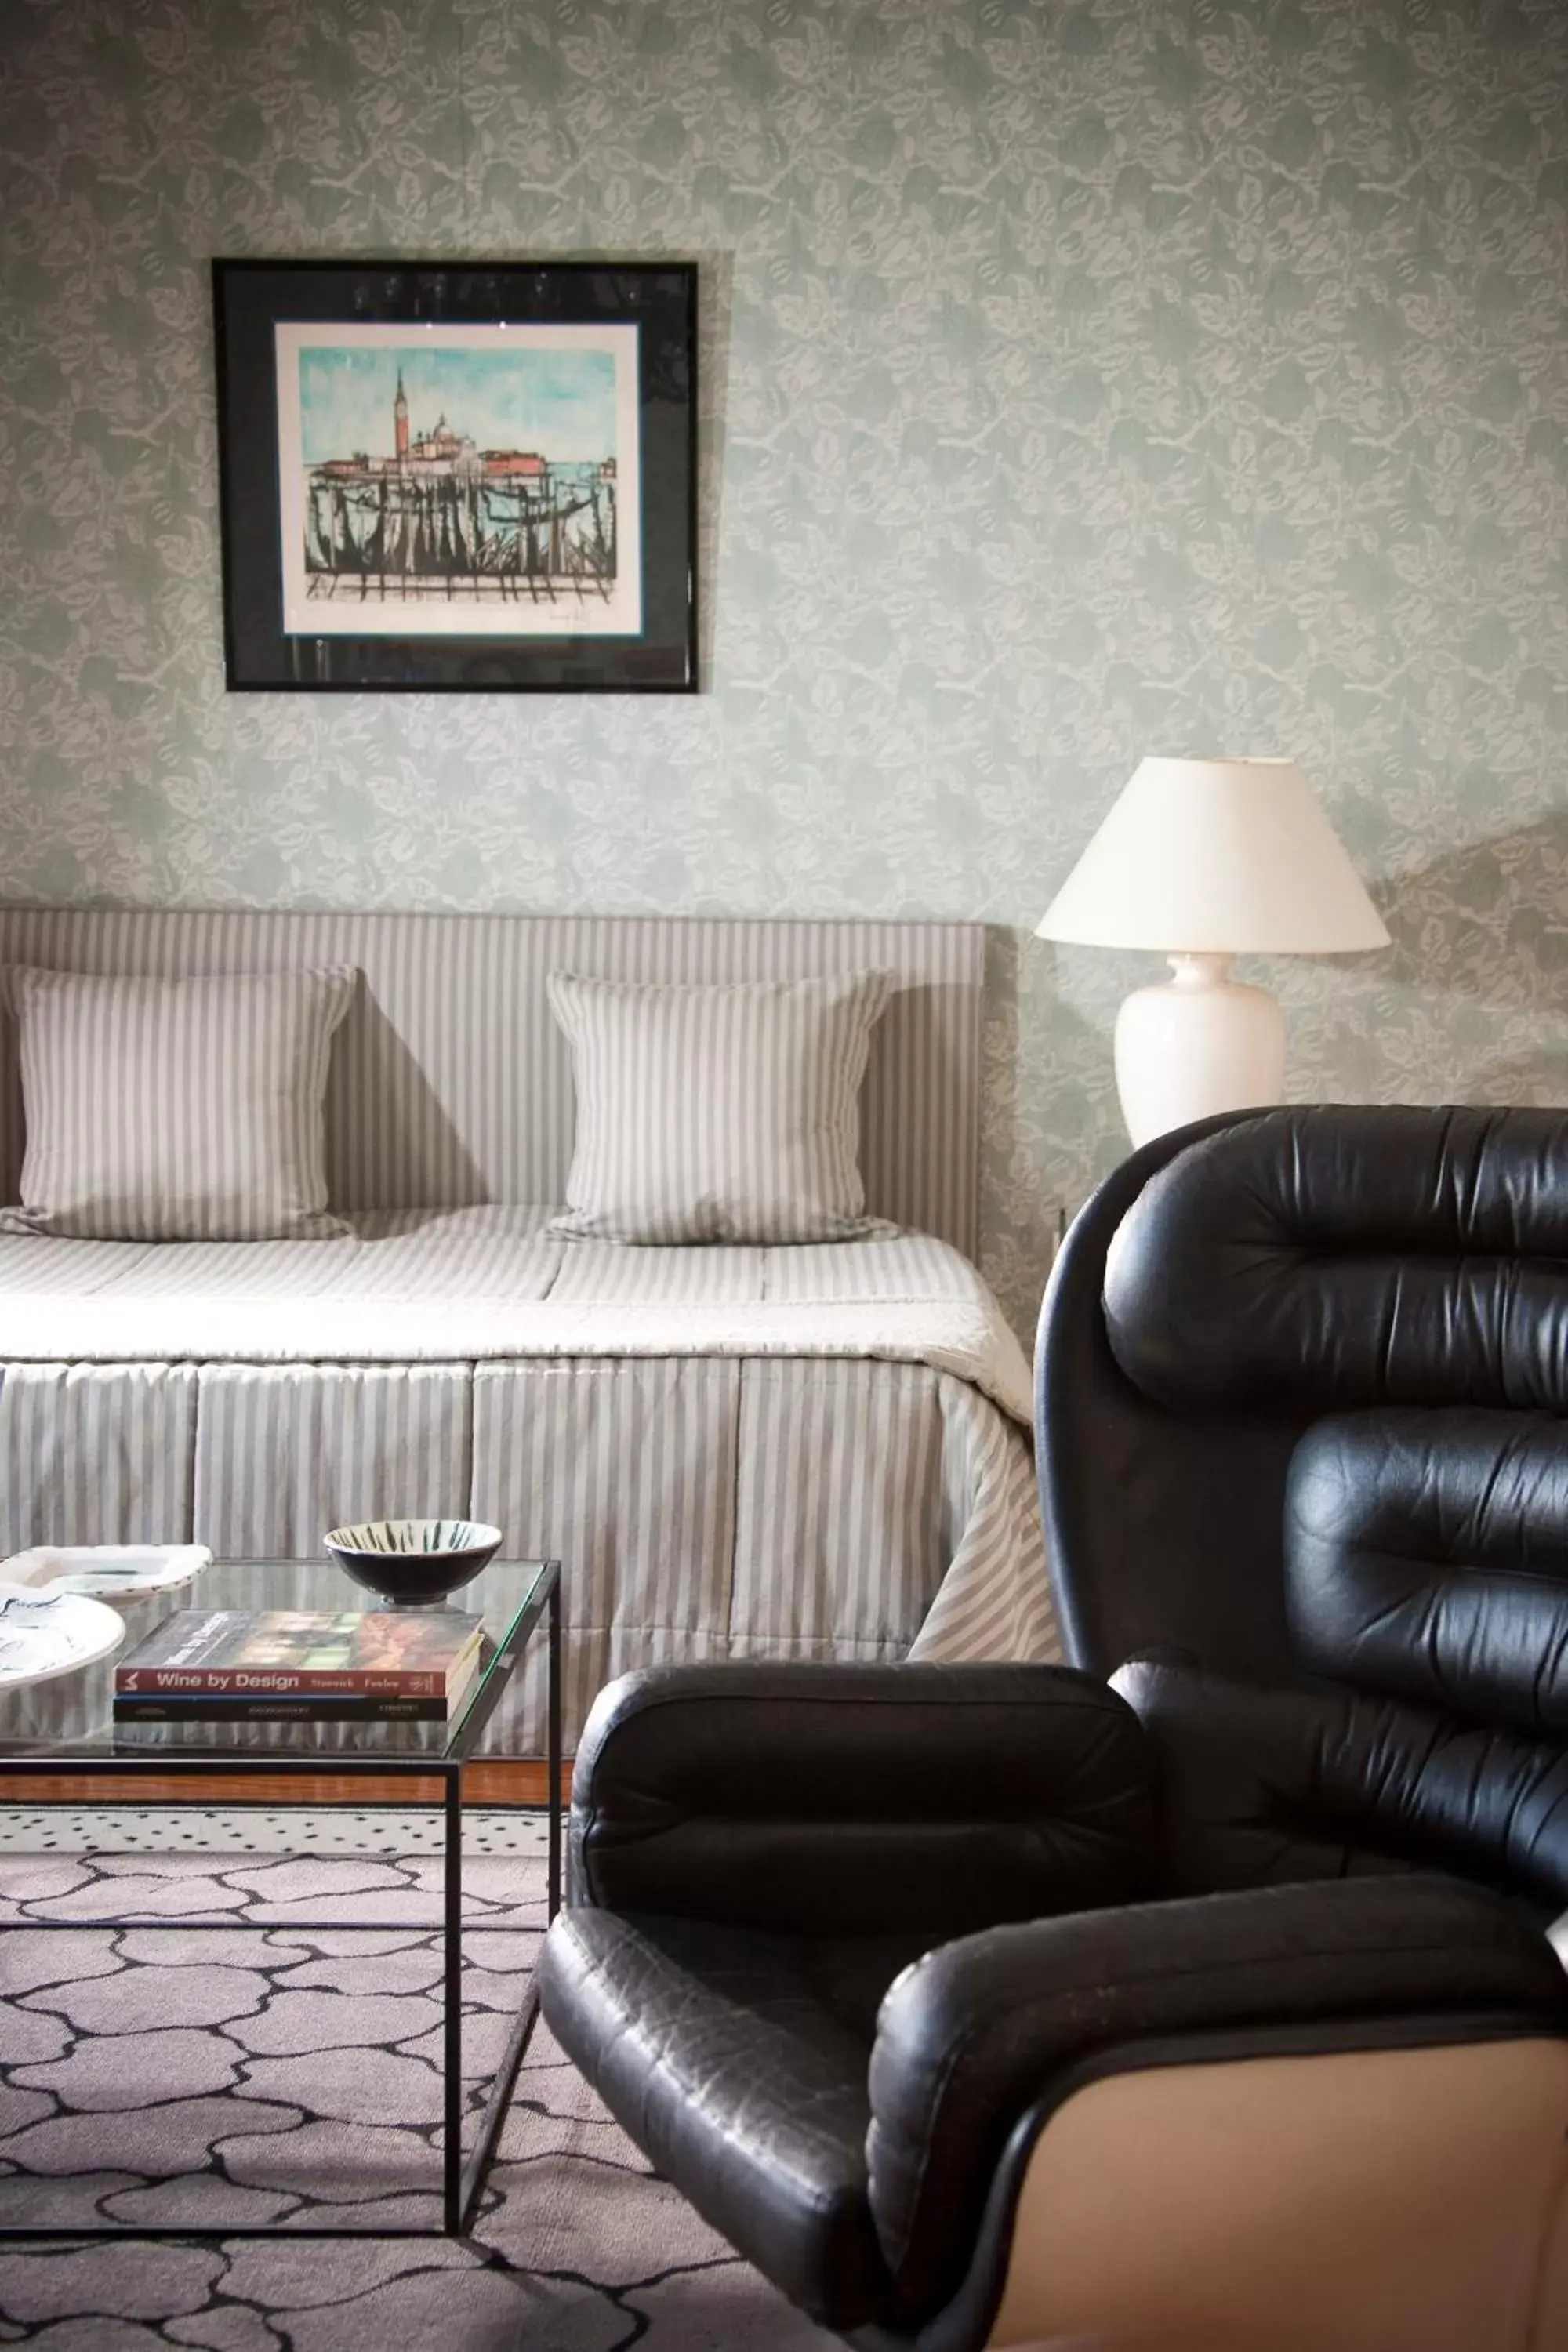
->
[[1036, 757, 1390, 956]]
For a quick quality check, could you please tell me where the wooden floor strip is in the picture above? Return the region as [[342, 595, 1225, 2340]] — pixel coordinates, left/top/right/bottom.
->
[[0, 1759, 573, 1809]]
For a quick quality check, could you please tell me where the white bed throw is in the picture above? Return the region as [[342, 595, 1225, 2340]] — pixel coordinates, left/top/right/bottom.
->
[[0, 1219, 1030, 1414], [0, 1211, 1058, 1746]]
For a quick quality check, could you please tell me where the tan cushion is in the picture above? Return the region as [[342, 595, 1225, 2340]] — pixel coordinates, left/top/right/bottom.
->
[[546, 969, 895, 1244], [0, 964, 356, 1240]]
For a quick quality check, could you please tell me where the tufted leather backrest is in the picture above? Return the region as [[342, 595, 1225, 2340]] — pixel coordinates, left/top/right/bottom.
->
[[1113, 1649, 1568, 1908], [1287, 1407, 1568, 1740], [1040, 1104, 1568, 1910], [1103, 1105, 1568, 1415], [1039, 1105, 1568, 1693]]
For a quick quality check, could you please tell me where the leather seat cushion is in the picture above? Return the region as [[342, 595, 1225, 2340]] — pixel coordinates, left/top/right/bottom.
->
[[1116, 1653, 1568, 1909], [539, 1903, 928, 2329]]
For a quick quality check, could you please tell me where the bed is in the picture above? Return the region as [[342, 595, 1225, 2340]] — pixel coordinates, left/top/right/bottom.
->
[[0, 907, 1058, 1751]]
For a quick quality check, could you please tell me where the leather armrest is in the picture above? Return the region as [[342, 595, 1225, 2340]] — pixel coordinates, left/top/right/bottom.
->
[[866, 1872, 1568, 2318], [569, 1661, 1156, 1936]]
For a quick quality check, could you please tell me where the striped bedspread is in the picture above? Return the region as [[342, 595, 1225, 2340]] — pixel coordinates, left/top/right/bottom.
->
[[0, 1212, 1058, 1748]]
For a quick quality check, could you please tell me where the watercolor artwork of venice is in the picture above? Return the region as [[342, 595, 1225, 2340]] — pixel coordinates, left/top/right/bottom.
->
[[273, 322, 643, 638]]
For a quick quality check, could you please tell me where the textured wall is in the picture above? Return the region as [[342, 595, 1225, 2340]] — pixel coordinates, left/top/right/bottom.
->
[[2, 0, 1566, 1337]]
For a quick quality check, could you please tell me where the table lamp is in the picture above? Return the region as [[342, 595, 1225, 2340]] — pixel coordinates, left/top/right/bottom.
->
[[1036, 755, 1390, 1145]]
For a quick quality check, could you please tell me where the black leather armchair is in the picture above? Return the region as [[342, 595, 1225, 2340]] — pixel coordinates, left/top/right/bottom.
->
[[542, 1107, 1568, 2351]]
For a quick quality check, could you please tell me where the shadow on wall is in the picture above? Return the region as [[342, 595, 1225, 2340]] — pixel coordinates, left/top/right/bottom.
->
[[695, 249, 735, 691], [1376, 812, 1568, 1011], [1369, 811, 1568, 1105], [981, 926, 1120, 1345]]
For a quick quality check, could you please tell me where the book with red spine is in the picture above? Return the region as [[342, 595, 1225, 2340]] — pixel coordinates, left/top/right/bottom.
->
[[114, 1607, 483, 1700], [112, 1642, 481, 1726]]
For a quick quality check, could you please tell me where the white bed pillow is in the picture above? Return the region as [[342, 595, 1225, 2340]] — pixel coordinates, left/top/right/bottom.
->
[[0, 964, 356, 1241], [546, 968, 896, 1244]]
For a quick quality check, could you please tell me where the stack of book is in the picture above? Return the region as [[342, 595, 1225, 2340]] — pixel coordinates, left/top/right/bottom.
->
[[112, 1607, 485, 1726]]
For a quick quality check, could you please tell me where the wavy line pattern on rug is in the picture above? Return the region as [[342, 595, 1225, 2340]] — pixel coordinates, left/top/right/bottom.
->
[[0, 1828, 834, 2349]]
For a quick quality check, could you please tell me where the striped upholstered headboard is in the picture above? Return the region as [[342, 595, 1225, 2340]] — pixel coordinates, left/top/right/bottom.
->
[[0, 910, 985, 1258]]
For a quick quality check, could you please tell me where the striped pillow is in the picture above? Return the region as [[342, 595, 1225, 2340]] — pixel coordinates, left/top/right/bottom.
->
[[0, 964, 356, 1241], [546, 969, 896, 1244]]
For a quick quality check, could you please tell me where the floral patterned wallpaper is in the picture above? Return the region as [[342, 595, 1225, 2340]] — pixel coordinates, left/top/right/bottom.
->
[[1, 0, 1566, 1337]]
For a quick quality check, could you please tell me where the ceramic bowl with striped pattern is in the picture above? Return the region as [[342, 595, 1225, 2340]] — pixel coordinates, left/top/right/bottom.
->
[[323, 1519, 503, 1607]]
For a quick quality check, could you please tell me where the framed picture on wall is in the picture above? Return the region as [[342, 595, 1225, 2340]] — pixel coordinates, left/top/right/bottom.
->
[[212, 258, 697, 693]]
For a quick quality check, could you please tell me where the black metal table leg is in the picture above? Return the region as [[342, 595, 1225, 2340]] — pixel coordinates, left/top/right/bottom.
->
[[547, 1569, 562, 1918], [441, 1762, 464, 2235], [454, 1568, 562, 2230]]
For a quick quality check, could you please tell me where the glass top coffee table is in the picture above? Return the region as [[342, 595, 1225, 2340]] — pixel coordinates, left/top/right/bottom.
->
[[0, 1554, 561, 2239]]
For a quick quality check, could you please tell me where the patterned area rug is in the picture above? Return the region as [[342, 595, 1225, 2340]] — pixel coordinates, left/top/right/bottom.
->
[[0, 1809, 836, 2350]]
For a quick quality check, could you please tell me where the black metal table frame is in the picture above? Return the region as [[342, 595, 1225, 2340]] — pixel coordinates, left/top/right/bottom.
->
[[0, 1561, 561, 2241]]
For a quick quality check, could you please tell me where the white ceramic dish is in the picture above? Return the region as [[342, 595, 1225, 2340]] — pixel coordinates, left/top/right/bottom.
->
[[0, 1581, 128, 1688], [0, 1544, 212, 1601]]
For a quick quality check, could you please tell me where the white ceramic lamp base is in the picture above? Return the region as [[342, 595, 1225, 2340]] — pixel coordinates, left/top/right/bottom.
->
[[1113, 953, 1287, 1147]]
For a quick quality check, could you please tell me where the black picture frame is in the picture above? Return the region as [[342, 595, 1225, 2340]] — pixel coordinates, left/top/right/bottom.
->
[[212, 257, 697, 694]]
